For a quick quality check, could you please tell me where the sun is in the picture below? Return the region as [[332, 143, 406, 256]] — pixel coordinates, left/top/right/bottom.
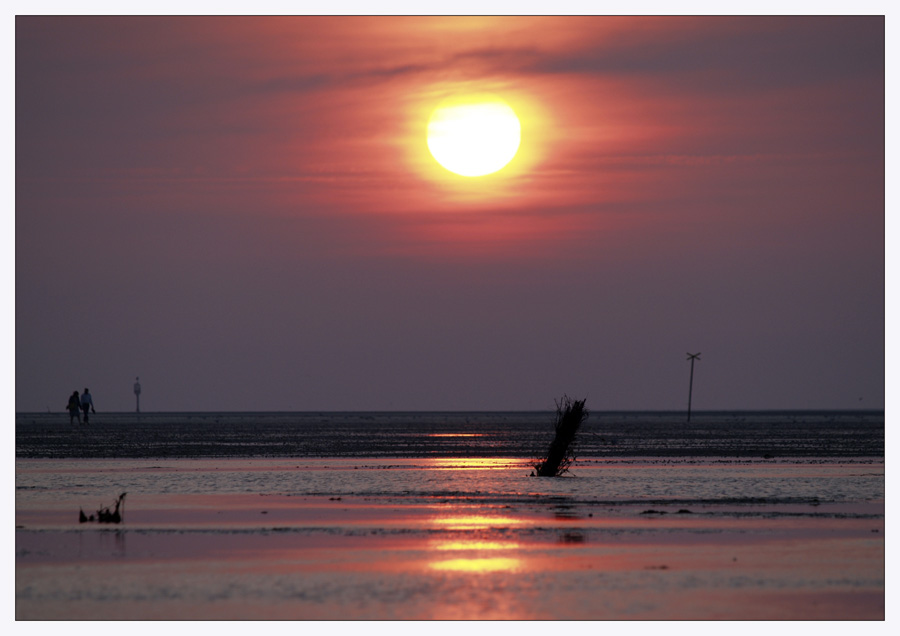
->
[[427, 96, 521, 177]]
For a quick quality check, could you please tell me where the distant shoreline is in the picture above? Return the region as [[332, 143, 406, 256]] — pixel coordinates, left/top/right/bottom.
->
[[15, 410, 884, 460], [15, 408, 886, 417]]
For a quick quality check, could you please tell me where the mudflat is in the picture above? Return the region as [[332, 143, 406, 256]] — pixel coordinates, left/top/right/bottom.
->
[[16, 457, 884, 620]]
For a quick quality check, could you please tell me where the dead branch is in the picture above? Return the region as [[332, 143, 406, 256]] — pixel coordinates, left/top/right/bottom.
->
[[533, 396, 588, 477], [79, 492, 127, 524]]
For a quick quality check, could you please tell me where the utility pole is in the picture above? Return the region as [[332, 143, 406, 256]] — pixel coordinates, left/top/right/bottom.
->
[[686, 353, 701, 422], [134, 377, 141, 413]]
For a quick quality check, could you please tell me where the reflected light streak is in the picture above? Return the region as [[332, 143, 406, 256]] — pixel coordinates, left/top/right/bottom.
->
[[432, 515, 524, 530], [428, 536, 524, 573], [426, 502, 529, 572], [430, 557, 522, 573], [434, 540, 521, 551], [426, 457, 519, 470], [425, 433, 484, 438]]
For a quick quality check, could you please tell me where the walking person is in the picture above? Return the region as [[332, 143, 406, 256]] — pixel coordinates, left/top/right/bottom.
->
[[81, 388, 95, 424], [67, 391, 82, 424]]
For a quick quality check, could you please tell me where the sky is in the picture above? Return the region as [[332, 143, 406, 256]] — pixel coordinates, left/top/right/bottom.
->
[[14, 14, 886, 412]]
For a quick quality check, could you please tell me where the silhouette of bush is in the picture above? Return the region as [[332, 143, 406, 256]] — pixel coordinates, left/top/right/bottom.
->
[[534, 396, 588, 477], [79, 492, 126, 524]]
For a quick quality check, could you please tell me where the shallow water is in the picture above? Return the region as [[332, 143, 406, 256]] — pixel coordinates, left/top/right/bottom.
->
[[16, 410, 885, 619], [15, 456, 885, 509], [15, 455, 884, 620]]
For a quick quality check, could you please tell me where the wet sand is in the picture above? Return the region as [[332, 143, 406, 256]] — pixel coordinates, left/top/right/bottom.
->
[[15, 410, 885, 459], [15, 457, 884, 620]]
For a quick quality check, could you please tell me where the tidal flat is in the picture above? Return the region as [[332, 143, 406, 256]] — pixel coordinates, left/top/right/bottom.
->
[[15, 455, 884, 620]]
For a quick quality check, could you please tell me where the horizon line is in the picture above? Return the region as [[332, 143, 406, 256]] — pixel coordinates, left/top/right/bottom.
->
[[15, 407, 885, 415]]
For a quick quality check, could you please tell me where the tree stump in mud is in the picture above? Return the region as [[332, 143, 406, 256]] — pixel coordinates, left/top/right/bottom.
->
[[534, 397, 588, 477]]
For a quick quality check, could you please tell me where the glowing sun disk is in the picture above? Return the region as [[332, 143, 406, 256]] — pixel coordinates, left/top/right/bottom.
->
[[427, 97, 521, 177]]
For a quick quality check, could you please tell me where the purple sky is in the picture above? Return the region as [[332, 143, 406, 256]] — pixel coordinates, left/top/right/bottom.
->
[[15, 16, 884, 412]]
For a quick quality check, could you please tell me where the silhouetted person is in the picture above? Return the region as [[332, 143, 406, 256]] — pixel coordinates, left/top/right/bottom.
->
[[66, 391, 82, 424], [81, 388, 95, 423]]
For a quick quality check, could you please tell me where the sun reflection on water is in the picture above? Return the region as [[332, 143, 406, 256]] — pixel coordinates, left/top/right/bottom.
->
[[426, 457, 522, 470], [428, 534, 523, 573], [425, 433, 484, 438], [434, 540, 519, 551], [432, 515, 524, 530], [426, 509, 527, 573], [430, 557, 522, 572]]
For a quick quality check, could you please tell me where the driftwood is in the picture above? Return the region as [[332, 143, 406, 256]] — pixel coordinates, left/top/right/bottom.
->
[[79, 492, 127, 524], [533, 396, 588, 477]]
